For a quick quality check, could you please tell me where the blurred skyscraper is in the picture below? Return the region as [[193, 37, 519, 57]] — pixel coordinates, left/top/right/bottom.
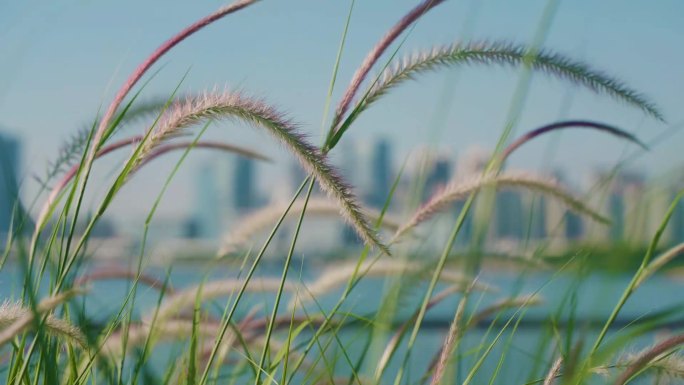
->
[[0, 131, 20, 237], [585, 170, 648, 245], [526, 196, 547, 240], [544, 171, 583, 246], [425, 156, 451, 198], [289, 160, 307, 196], [495, 190, 524, 240], [232, 156, 258, 212], [190, 162, 220, 239], [621, 172, 647, 245], [337, 140, 360, 188], [369, 139, 392, 208]]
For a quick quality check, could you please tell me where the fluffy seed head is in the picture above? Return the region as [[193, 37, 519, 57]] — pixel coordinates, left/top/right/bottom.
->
[[137, 90, 388, 254], [392, 171, 610, 242]]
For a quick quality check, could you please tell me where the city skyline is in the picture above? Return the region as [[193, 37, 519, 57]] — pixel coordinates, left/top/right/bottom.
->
[[0, 0, 682, 222], [2, 128, 684, 251]]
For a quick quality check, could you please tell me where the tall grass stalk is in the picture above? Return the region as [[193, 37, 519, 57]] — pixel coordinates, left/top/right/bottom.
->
[[255, 179, 315, 385], [587, 190, 684, 362], [198, 177, 310, 385]]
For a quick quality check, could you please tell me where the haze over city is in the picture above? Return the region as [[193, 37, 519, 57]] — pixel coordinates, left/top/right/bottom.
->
[[1, 0, 683, 226]]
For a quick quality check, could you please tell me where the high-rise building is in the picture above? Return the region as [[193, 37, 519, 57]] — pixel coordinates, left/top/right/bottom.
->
[[425, 156, 451, 198], [369, 139, 392, 208], [622, 172, 647, 245], [585, 170, 648, 245], [0, 132, 20, 237], [191, 162, 220, 239], [289, 160, 307, 195], [232, 156, 258, 212], [565, 211, 583, 240], [495, 190, 524, 240], [543, 171, 583, 245], [526, 195, 547, 240]]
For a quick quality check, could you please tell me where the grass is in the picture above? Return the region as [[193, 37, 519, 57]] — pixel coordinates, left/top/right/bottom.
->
[[1, 0, 683, 384]]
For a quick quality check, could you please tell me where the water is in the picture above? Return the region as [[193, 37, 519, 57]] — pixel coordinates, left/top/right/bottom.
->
[[2, 261, 682, 384]]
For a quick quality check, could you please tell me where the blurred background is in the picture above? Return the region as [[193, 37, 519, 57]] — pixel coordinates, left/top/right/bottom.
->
[[2, 1, 684, 383], [1, 0, 683, 263]]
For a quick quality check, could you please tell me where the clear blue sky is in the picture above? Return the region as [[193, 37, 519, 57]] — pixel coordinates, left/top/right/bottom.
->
[[1, 0, 683, 221]]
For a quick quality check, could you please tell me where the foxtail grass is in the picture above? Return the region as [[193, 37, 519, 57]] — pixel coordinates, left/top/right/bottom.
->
[[392, 171, 609, 242], [135, 91, 388, 254], [218, 198, 400, 256], [328, 42, 663, 149], [332, 0, 447, 130], [51, 135, 268, 211], [0, 289, 85, 348], [542, 356, 563, 385], [614, 333, 684, 385]]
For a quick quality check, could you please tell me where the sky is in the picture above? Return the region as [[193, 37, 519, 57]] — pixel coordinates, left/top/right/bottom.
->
[[1, 0, 683, 225]]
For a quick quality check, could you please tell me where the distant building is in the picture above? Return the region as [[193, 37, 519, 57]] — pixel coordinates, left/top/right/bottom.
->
[[369, 139, 392, 208], [192, 162, 220, 239], [585, 170, 648, 245], [232, 156, 258, 212], [288, 159, 324, 198], [0, 132, 20, 237], [622, 173, 647, 245], [289, 160, 308, 195], [340, 224, 362, 246], [495, 190, 524, 240], [526, 195, 547, 240], [337, 140, 360, 188], [425, 156, 451, 198], [565, 212, 583, 240], [544, 171, 582, 244]]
